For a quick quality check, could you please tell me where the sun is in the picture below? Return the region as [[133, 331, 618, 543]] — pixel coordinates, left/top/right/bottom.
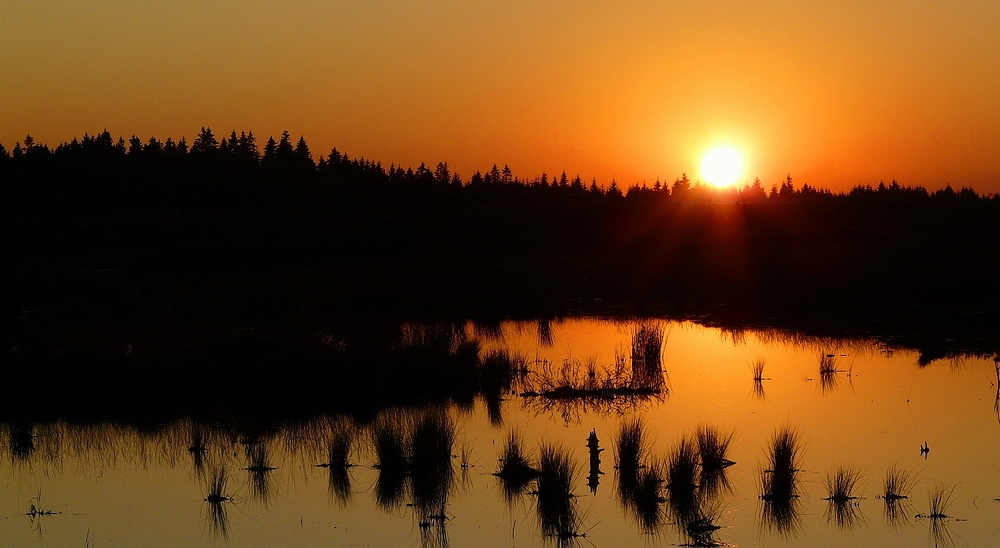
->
[[700, 146, 744, 188]]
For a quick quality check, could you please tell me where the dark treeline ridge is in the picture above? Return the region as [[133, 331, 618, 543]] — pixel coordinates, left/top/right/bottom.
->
[[5, 128, 1000, 361]]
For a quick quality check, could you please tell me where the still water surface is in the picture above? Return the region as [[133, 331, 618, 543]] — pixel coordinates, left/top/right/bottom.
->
[[3, 319, 999, 547]]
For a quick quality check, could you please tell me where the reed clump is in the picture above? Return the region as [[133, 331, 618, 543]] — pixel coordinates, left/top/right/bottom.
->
[[758, 427, 803, 537], [880, 465, 916, 529], [823, 465, 864, 529], [535, 443, 581, 543], [494, 431, 540, 501], [697, 425, 735, 498]]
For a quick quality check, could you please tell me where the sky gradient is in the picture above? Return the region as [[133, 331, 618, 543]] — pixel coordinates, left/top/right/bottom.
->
[[2, 1, 998, 192]]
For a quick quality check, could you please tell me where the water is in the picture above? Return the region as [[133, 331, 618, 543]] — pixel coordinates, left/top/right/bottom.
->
[[3, 318, 998, 547]]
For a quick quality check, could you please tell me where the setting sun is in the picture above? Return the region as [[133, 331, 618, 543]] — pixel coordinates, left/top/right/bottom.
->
[[700, 147, 744, 188]]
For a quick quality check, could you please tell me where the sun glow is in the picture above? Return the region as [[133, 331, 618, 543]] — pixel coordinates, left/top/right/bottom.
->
[[700, 147, 744, 188]]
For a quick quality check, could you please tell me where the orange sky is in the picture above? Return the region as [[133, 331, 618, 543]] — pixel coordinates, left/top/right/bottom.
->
[[2, 1, 999, 192]]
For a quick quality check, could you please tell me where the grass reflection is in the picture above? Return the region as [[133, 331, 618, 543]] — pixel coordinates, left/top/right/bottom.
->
[[822, 465, 864, 530], [758, 427, 803, 538], [880, 465, 916, 529]]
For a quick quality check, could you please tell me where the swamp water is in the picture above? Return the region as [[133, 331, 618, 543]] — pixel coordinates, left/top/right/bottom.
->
[[3, 319, 999, 547]]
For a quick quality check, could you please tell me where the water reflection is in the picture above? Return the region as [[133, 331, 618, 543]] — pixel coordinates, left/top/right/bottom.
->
[[696, 425, 735, 499], [1, 319, 998, 547], [493, 431, 535, 504], [203, 465, 233, 540], [585, 429, 603, 495], [918, 483, 958, 548], [614, 419, 665, 535], [750, 358, 768, 400], [880, 464, 916, 530], [822, 465, 864, 530], [316, 422, 355, 507], [758, 427, 803, 538], [520, 323, 668, 423], [244, 442, 278, 504]]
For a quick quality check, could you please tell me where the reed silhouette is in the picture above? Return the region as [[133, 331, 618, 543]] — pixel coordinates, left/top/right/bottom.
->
[[758, 427, 803, 538], [917, 483, 958, 548], [478, 349, 529, 426], [750, 359, 768, 400], [817, 352, 846, 394], [203, 465, 233, 540], [880, 464, 916, 529], [521, 346, 667, 422], [534, 443, 584, 546], [665, 436, 701, 529], [372, 414, 412, 510], [822, 465, 864, 530], [696, 426, 735, 498], [316, 423, 355, 506], [493, 431, 540, 504], [244, 442, 278, 505]]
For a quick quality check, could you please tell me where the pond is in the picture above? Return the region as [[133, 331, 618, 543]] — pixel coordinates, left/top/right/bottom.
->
[[3, 318, 998, 547]]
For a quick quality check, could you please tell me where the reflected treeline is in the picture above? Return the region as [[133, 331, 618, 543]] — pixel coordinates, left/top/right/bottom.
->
[[9, 315, 999, 434], [3, 320, 529, 425]]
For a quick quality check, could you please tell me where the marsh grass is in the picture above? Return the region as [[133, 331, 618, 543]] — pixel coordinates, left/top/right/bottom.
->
[[818, 352, 844, 394], [615, 418, 652, 504], [750, 359, 767, 400], [925, 483, 956, 519], [537, 319, 554, 347], [823, 465, 864, 529], [204, 466, 232, 540], [696, 426, 735, 472], [683, 503, 724, 547], [9, 424, 36, 461], [630, 460, 667, 534], [494, 431, 540, 504], [824, 465, 862, 502], [666, 437, 699, 492], [188, 425, 208, 479], [372, 416, 411, 510], [479, 349, 530, 426], [535, 443, 582, 544], [410, 413, 456, 517], [917, 483, 958, 548], [520, 324, 667, 420], [244, 442, 277, 504], [697, 426, 735, 498], [319, 425, 355, 506], [993, 356, 1000, 425], [665, 437, 701, 527], [758, 427, 803, 537], [630, 323, 666, 390], [882, 464, 915, 501], [881, 465, 916, 529], [522, 354, 664, 420]]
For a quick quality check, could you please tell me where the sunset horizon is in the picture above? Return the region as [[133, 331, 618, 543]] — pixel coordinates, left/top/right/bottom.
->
[[4, 3, 999, 547], [4, 1, 998, 193]]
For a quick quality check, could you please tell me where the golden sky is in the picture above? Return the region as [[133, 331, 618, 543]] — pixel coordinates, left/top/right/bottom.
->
[[2, 1, 998, 192]]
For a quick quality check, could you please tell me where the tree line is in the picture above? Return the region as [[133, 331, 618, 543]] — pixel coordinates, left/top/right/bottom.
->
[[4, 128, 996, 211]]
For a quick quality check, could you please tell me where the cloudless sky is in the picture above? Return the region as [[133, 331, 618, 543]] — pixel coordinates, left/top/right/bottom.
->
[[2, 1, 998, 192]]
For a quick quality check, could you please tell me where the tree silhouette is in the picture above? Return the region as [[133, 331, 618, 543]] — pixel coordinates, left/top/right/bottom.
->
[[192, 127, 218, 153]]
